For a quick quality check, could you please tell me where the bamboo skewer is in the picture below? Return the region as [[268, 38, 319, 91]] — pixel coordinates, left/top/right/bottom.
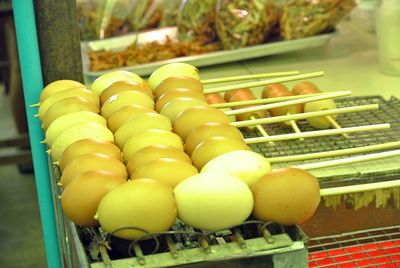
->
[[232, 104, 379, 128], [250, 115, 274, 145], [289, 146, 400, 197], [326, 115, 350, 138], [255, 124, 270, 138], [210, 92, 345, 109], [204, 71, 324, 94], [269, 141, 400, 163], [293, 148, 400, 171], [251, 116, 270, 138], [244, 123, 390, 144], [225, 91, 351, 117], [288, 118, 303, 141], [319, 180, 400, 197], [201, 71, 300, 84]]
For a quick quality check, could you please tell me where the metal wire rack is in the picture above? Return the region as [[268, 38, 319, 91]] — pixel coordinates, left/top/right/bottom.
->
[[82, 220, 299, 264], [244, 95, 400, 185], [308, 225, 400, 267]]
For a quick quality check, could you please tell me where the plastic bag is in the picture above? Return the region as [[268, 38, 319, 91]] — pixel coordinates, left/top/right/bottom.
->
[[158, 0, 181, 27], [126, 0, 163, 31], [280, 0, 356, 40], [77, 0, 171, 41], [177, 0, 218, 44], [215, 0, 274, 50], [77, 0, 137, 40]]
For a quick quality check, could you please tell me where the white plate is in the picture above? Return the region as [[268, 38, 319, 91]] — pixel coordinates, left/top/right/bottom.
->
[[82, 26, 335, 81]]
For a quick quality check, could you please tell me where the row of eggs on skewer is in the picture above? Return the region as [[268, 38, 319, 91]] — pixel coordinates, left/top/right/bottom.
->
[[34, 63, 337, 240]]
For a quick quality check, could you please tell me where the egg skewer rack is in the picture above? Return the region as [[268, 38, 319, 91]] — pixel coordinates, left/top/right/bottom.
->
[[25, 64, 400, 268], [38, 66, 400, 268], [68, 92, 400, 267], [52, 81, 400, 268]]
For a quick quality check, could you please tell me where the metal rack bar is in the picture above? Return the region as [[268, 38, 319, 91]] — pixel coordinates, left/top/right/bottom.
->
[[12, 1, 62, 267]]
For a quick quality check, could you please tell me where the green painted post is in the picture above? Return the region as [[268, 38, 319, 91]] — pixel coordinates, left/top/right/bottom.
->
[[12, 1, 62, 267]]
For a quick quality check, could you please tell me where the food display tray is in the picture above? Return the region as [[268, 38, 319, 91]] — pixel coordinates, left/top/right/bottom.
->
[[81, 26, 335, 82]]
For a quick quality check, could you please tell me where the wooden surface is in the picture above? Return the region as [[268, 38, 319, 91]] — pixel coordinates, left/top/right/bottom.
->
[[34, 0, 84, 84]]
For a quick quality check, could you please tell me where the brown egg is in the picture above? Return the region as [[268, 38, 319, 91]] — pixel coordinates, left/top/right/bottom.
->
[[60, 153, 127, 188], [39, 80, 85, 103], [292, 81, 320, 95], [291, 81, 321, 113], [185, 122, 244, 155], [156, 88, 207, 112], [228, 89, 267, 121], [252, 168, 320, 226], [126, 145, 192, 176], [58, 139, 122, 172], [97, 179, 177, 240], [100, 90, 154, 118], [107, 104, 156, 133], [100, 80, 153, 105], [122, 129, 184, 163], [38, 87, 99, 120], [262, 83, 291, 99], [153, 75, 204, 100], [160, 97, 209, 122], [45, 111, 107, 147], [50, 122, 114, 163], [61, 170, 126, 227], [204, 93, 225, 104], [90, 70, 144, 96], [114, 112, 172, 148], [173, 106, 230, 141], [131, 158, 198, 188], [223, 88, 253, 102], [191, 137, 252, 170], [262, 84, 302, 117], [41, 96, 99, 130]]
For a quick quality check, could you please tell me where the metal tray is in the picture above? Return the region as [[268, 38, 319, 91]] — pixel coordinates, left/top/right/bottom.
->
[[81, 26, 335, 82]]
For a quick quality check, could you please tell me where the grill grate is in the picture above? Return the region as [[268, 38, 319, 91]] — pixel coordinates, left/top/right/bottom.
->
[[243, 96, 400, 184], [308, 225, 400, 267]]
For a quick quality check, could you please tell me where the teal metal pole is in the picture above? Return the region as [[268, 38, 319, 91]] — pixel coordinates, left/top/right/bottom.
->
[[12, 1, 62, 268]]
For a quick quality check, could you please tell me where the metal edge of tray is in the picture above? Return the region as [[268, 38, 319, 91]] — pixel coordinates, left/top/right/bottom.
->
[[48, 156, 91, 268], [90, 235, 306, 268], [82, 30, 335, 81]]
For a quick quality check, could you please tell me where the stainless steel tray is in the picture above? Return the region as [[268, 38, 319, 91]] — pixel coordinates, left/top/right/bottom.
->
[[81, 26, 335, 81]]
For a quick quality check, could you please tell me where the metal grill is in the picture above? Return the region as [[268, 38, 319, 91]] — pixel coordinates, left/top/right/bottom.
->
[[77, 221, 308, 267], [244, 96, 400, 185], [308, 225, 400, 267]]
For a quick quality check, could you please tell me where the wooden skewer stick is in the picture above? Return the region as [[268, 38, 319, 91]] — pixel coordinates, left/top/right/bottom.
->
[[225, 91, 351, 117], [269, 141, 400, 163], [294, 148, 400, 172], [211, 92, 345, 109], [320, 180, 400, 197], [250, 115, 274, 145], [326, 115, 350, 138], [204, 71, 324, 94], [244, 123, 390, 144], [232, 104, 379, 128], [201, 71, 300, 84], [288, 118, 304, 141]]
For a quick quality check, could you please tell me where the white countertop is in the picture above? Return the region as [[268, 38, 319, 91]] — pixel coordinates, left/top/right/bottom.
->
[[200, 18, 400, 99]]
